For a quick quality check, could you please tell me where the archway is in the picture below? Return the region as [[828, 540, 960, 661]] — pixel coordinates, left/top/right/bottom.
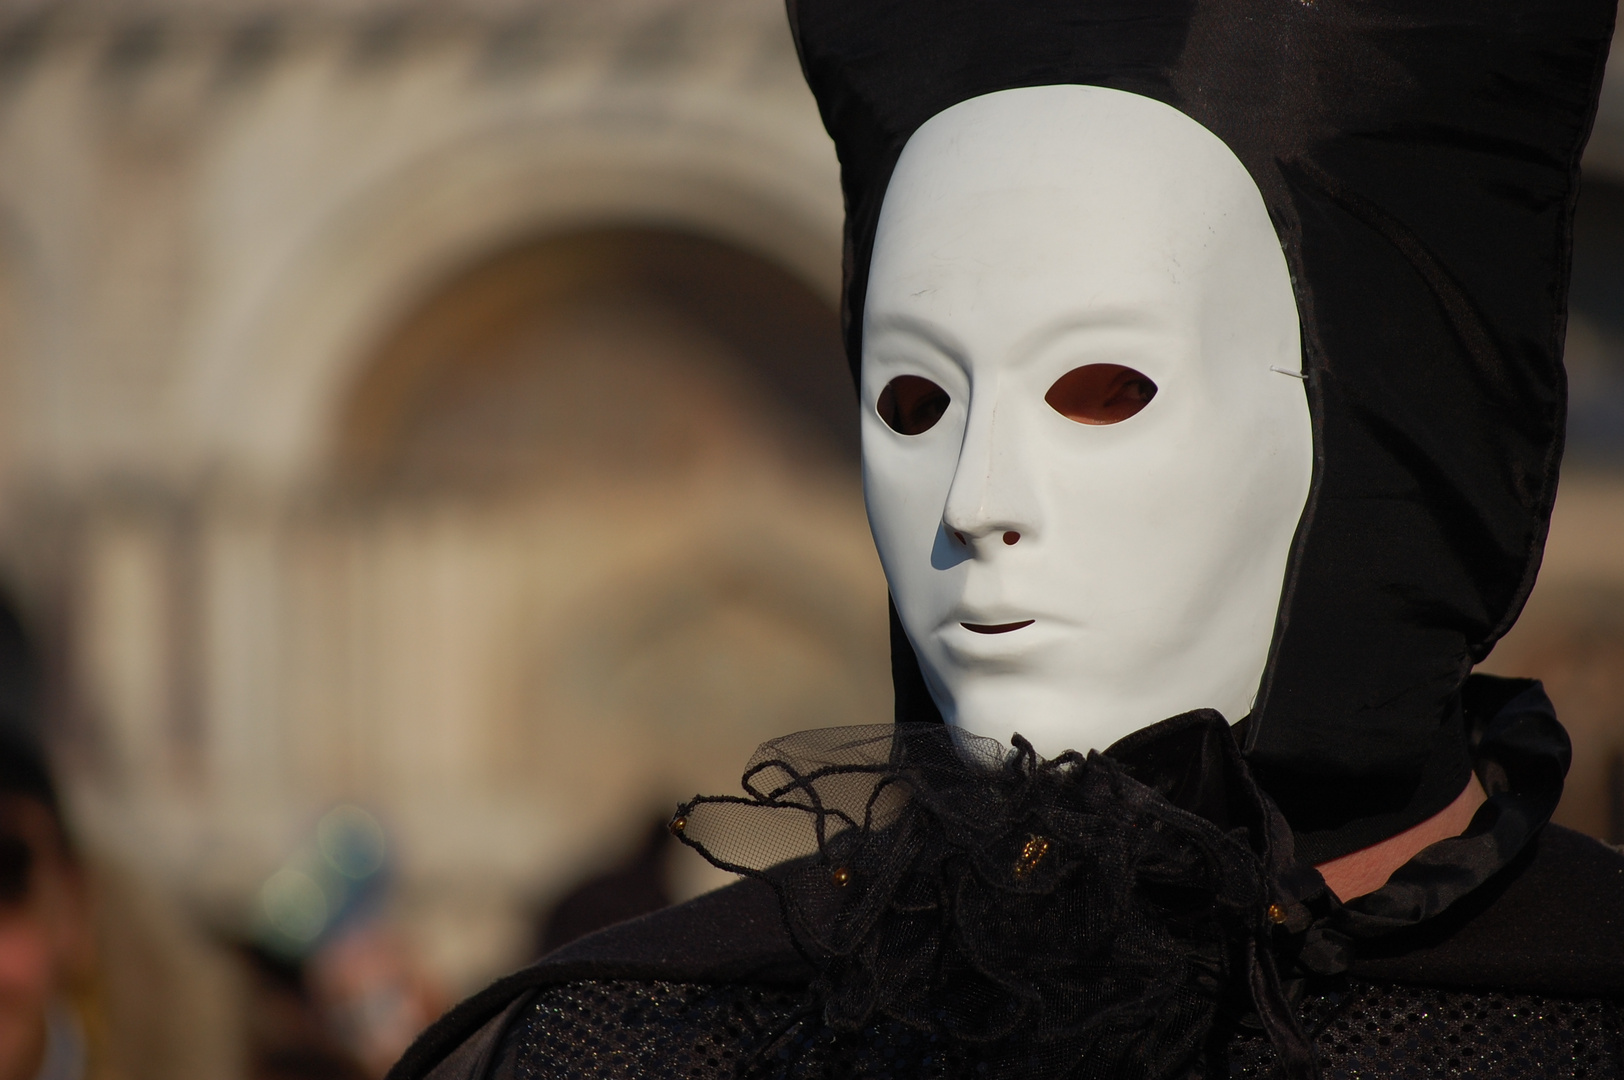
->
[[270, 228, 888, 984], [337, 227, 858, 488]]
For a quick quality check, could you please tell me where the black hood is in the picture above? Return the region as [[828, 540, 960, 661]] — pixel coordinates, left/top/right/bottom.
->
[[787, 0, 1614, 862]]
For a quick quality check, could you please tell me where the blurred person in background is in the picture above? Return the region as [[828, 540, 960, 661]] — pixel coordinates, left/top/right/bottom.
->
[[532, 817, 674, 958], [0, 730, 95, 1080], [0, 588, 96, 1080], [0, 592, 241, 1080], [305, 919, 447, 1080], [247, 803, 447, 1080]]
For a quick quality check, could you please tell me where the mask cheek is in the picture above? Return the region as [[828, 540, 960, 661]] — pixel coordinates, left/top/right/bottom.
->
[[862, 432, 962, 631], [1078, 408, 1285, 631]]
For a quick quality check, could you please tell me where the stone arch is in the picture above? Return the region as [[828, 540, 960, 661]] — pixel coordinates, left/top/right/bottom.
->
[[312, 218, 885, 795], [243, 213, 887, 947], [184, 108, 842, 489], [333, 225, 857, 490]]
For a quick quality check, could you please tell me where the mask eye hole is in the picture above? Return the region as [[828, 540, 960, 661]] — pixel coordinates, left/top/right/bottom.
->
[[877, 375, 951, 435], [1045, 364, 1157, 425]]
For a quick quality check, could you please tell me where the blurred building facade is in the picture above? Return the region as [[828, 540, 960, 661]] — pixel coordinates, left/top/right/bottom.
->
[[0, 1, 1619, 1074], [0, 0, 890, 1023]]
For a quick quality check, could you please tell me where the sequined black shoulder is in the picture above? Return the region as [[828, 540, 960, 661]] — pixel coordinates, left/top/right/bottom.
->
[[494, 980, 803, 1080], [494, 977, 1624, 1080], [1223, 981, 1624, 1080]]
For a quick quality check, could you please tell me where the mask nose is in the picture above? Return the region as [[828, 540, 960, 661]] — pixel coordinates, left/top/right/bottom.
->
[[941, 385, 1039, 550]]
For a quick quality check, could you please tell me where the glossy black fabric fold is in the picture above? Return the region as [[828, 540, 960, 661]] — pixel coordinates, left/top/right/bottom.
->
[[1343, 680, 1567, 928], [1299, 676, 1570, 973], [791, 0, 1615, 861]]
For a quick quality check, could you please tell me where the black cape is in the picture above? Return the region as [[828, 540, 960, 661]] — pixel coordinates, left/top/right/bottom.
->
[[389, 678, 1624, 1080], [391, 823, 1624, 1080]]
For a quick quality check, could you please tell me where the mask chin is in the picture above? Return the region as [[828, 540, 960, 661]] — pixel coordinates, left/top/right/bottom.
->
[[860, 85, 1313, 755]]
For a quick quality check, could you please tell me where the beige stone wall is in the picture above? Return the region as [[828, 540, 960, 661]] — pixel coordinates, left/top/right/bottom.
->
[[0, 0, 843, 494], [0, 0, 881, 1022]]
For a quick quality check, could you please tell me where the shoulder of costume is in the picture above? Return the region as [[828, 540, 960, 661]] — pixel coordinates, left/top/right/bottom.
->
[[1351, 824, 1624, 996], [384, 877, 807, 1080]]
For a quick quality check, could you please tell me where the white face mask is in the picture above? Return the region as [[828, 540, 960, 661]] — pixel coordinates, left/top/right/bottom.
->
[[861, 85, 1314, 757]]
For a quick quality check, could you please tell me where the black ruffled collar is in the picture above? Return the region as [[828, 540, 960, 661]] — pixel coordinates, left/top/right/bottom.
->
[[671, 674, 1567, 1080]]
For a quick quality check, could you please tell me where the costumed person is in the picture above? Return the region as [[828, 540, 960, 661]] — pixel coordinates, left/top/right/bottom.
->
[[390, 1, 1624, 1077]]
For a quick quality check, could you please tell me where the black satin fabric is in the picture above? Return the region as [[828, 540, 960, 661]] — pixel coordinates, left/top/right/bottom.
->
[[1300, 675, 1570, 972], [789, 0, 1614, 861]]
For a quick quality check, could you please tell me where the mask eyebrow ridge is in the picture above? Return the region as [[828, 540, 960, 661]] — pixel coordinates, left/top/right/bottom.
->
[[1011, 307, 1173, 367], [863, 313, 972, 370]]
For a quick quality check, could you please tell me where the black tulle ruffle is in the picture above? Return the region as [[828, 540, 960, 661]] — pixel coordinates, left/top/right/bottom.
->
[[674, 711, 1322, 1080]]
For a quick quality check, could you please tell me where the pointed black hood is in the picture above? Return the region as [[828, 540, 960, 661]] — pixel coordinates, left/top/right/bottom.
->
[[788, 0, 1614, 861]]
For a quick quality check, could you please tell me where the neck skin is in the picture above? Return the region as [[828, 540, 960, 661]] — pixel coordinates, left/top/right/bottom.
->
[[1314, 774, 1487, 902]]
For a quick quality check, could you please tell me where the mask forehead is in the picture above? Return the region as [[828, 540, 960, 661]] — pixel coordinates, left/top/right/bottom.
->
[[866, 86, 1298, 393]]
